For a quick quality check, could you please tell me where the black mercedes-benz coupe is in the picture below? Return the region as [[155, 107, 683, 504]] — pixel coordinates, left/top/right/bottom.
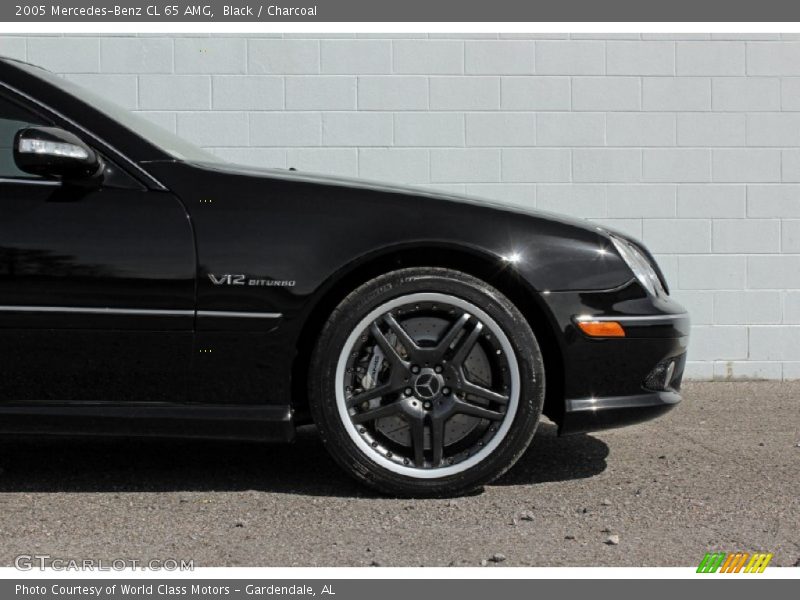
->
[[0, 57, 689, 496]]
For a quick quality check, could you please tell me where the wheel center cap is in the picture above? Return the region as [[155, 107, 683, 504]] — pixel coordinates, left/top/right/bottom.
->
[[413, 369, 443, 400]]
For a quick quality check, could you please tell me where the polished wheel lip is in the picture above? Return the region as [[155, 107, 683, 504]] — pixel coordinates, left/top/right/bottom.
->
[[335, 292, 520, 479]]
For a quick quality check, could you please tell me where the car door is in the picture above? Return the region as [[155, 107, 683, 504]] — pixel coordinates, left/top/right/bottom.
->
[[0, 90, 196, 406]]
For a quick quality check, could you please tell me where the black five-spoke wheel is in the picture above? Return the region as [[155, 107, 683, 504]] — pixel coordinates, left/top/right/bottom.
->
[[340, 292, 518, 474], [310, 268, 544, 496]]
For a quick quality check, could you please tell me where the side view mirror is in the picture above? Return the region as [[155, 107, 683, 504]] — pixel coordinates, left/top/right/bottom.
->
[[13, 126, 104, 182]]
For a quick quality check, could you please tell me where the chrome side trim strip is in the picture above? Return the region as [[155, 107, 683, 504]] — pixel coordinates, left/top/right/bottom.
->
[[574, 313, 689, 323], [197, 310, 282, 319], [0, 306, 283, 319], [0, 177, 61, 187], [0, 306, 192, 316]]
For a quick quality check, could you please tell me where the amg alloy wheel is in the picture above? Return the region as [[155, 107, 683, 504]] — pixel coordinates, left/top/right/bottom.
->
[[310, 268, 545, 497], [336, 292, 520, 477]]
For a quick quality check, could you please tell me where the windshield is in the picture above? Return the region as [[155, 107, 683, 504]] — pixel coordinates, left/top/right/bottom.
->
[[13, 61, 221, 163]]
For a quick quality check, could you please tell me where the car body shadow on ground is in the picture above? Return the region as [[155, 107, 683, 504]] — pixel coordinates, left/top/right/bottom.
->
[[0, 383, 796, 567], [0, 422, 608, 497]]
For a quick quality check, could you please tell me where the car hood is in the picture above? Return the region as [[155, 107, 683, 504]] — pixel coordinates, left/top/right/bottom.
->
[[140, 158, 639, 293], [189, 161, 614, 240]]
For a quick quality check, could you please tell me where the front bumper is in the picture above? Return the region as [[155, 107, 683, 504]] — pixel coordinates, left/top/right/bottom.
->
[[560, 389, 682, 435], [541, 283, 689, 435]]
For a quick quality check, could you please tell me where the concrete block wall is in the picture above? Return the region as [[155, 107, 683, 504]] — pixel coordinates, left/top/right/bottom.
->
[[4, 33, 800, 380]]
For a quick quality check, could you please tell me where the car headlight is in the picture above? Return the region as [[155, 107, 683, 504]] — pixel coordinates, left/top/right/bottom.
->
[[610, 235, 666, 297]]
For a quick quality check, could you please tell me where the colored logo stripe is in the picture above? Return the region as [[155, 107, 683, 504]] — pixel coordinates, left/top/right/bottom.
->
[[697, 552, 726, 573], [744, 553, 773, 573], [720, 553, 749, 573], [697, 552, 773, 573]]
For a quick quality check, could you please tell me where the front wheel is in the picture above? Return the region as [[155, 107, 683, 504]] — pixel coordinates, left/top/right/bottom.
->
[[309, 267, 545, 497]]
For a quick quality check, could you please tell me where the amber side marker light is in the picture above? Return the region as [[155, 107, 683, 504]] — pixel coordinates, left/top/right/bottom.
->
[[576, 320, 626, 338]]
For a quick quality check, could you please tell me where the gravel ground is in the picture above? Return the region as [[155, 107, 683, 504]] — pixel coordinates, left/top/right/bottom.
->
[[0, 382, 797, 568]]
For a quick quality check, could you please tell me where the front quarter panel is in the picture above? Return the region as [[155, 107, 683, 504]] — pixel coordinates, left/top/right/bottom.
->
[[144, 162, 633, 406], [149, 162, 632, 305]]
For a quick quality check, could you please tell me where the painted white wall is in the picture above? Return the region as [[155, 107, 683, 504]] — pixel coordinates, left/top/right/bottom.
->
[[5, 33, 800, 380]]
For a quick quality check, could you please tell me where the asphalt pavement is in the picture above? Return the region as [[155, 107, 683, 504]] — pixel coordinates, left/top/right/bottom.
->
[[0, 382, 797, 567]]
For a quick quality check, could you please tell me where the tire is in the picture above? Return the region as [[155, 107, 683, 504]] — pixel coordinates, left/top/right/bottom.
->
[[309, 267, 545, 497]]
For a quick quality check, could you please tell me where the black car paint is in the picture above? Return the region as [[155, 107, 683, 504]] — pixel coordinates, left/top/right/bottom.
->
[[0, 58, 688, 441]]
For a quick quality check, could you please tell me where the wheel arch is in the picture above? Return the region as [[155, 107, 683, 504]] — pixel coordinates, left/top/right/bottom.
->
[[291, 242, 566, 427]]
